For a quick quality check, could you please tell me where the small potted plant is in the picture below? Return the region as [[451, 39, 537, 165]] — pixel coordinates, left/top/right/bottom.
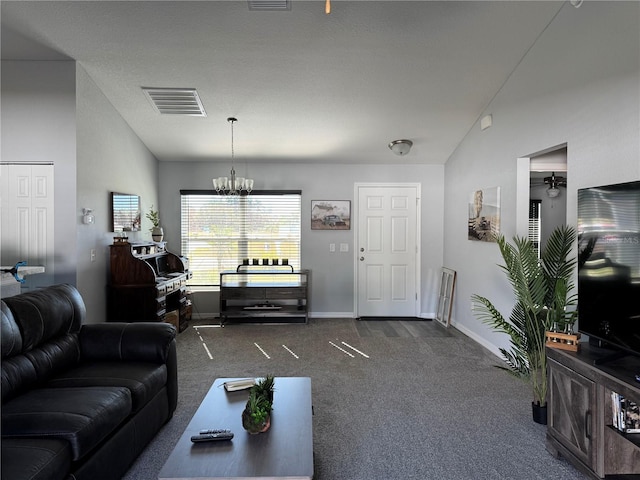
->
[[146, 205, 163, 242], [241, 375, 275, 434]]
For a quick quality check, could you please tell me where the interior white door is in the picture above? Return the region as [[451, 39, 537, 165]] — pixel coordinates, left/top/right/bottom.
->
[[1, 164, 55, 290], [356, 184, 419, 317]]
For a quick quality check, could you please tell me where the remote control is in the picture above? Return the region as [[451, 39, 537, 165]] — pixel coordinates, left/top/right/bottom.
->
[[191, 432, 234, 443], [199, 429, 232, 435]]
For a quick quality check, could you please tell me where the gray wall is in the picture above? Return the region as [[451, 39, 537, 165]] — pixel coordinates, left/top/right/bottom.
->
[[1, 60, 77, 289], [1, 61, 160, 322], [159, 161, 444, 318], [76, 65, 160, 323], [444, 2, 640, 357]]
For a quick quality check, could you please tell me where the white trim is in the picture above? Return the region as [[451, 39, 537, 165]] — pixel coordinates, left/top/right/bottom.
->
[[353, 182, 422, 318], [516, 157, 531, 238], [309, 312, 355, 319], [450, 320, 503, 360]]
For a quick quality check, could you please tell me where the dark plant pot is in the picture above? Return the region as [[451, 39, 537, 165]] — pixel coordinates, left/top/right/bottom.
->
[[532, 401, 548, 425]]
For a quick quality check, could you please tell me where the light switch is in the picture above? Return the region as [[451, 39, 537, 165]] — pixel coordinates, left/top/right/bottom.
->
[[340, 243, 349, 252], [329, 243, 336, 253]]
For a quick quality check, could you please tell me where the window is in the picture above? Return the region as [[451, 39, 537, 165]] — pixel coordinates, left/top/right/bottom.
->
[[529, 199, 541, 258], [180, 190, 301, 286]]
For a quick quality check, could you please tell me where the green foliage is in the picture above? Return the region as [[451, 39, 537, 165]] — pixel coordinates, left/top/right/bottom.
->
[[472, 225, 577, 406], [252, 374, 275, 399], [245, 389, 272, 426], [146, 205, 160, 228], [242, 375, 275, 432]]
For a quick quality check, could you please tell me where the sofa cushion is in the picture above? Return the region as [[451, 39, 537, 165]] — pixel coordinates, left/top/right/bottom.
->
[[47, 362, 168, 413], [2, 284, 85, 348], [1, 386, 132, 461], [1, 284, 85, 403], [1, 437, 71, 480]]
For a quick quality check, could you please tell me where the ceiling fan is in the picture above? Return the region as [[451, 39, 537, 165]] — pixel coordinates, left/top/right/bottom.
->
[[540, 172, 567, 198], [543, 172, 567, 189]]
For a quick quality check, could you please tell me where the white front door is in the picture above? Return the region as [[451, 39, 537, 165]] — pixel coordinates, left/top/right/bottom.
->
[[355, 184, 419, 317], [1, 163, 55, 291]]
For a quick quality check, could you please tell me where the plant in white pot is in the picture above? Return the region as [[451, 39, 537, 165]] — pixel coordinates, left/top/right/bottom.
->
[[146, 205, 163, 242], [471, 225, 577, 424]]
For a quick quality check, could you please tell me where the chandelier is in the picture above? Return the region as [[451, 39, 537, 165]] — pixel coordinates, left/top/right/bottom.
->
[[213, 117, 254, 195]]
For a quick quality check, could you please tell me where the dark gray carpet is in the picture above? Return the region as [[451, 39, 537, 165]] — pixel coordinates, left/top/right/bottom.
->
[[123, 318, 586, 480]]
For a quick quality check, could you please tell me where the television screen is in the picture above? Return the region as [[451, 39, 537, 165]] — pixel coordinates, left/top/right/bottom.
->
[[577, 180, 640, 356]]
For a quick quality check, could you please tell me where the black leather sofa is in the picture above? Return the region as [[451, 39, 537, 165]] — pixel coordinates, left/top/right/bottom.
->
[[1, 284, 178, 480]]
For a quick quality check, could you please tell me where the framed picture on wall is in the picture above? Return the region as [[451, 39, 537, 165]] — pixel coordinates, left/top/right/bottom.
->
[[468, 186, 500, 242], [311, 200, 351, 230]]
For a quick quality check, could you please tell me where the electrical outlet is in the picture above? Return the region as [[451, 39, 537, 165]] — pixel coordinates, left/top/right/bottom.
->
[[90, 249, 96, 262], [329, 243, 336, 253], [340, 243, 349, 252]]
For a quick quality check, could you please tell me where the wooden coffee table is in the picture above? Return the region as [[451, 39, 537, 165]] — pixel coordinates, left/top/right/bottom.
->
[[158, 377, 313, 479]]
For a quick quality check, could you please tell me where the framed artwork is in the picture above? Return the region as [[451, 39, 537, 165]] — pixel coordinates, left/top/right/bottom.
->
[[311, 200, 351, 230], [468, 186, 500, 242], [434, 267, 457, 328]]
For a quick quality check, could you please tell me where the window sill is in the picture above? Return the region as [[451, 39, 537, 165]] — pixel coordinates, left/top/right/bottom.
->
[[187, 285, 220, 293]]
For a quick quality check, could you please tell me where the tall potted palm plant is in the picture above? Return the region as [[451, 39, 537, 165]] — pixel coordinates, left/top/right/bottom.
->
[[472, 225, 577, 424]]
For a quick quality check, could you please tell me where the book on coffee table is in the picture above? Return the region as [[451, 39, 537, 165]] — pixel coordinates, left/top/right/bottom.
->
[[223, 378, 257, 391]]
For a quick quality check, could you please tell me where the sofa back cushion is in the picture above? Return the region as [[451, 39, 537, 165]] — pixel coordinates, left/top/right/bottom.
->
[[1, 284, 86, 403]]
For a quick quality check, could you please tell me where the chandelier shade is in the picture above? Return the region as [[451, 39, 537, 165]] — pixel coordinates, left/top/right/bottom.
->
[[213, 117, 254, 195]]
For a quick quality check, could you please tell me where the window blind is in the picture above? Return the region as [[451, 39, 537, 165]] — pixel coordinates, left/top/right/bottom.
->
[[529, 199, 541, 258], [180, 191, 301, 286]]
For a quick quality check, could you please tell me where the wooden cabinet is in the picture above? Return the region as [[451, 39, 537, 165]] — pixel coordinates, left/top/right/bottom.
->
[[219, 267, 309, 325], [546, 345, 640, 479], [108, 241, 191, 331]]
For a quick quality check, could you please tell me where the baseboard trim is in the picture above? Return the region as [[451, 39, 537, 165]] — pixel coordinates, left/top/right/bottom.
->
[[451, 320, 502, 360]]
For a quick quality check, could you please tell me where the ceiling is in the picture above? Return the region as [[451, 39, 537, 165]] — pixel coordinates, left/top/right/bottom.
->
[[1, 1, 567, 165]]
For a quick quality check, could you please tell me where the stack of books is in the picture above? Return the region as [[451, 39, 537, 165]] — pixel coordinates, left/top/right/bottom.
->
[[611, 391, 640, 434]]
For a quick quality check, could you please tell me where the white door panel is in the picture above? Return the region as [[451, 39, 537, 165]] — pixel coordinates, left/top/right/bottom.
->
[[1, 164, 54, 292], [356, 184, 419, 317]]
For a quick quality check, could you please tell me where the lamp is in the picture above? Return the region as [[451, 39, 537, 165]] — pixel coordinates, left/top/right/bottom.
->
[[388, 139, 413, 156], [213, 117, 254, 195]]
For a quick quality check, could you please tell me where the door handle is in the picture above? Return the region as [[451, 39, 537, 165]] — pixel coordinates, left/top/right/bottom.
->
[[360, 257, 365, 261], [585, 410, 592, 440]]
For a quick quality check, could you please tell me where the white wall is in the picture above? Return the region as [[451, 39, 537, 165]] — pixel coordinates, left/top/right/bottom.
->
[[76, 65, 160, 323], [444, 2, 640, 356], [159, 161, 444, 318], [1, 60, 77, 289]]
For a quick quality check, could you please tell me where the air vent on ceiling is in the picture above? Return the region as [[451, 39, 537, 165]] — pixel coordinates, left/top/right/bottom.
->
[[142, 88, 207, 116], [248, 0, 291, 11]]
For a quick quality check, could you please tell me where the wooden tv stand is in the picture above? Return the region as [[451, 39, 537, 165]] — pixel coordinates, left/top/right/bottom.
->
[[546, 345, 640, 479], [219, 266, 309, 325]]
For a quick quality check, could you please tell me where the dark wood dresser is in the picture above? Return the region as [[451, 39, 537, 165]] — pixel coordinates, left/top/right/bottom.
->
[[108, 240, 191, 331]]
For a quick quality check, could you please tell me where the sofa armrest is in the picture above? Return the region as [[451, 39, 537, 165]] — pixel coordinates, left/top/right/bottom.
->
[[79, 322, 176, 364]]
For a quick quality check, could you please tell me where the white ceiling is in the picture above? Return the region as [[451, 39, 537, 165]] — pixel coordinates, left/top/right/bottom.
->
[[1, 1, 567, 165]]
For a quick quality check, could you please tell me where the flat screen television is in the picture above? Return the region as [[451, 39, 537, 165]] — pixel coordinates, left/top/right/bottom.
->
[[577, 180, 640, 358]]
